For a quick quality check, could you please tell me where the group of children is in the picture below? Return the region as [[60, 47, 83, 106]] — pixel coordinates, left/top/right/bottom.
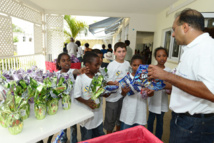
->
[[53, 42, 170, 142]]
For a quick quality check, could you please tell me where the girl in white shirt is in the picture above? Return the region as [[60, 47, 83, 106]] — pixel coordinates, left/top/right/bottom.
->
[[56, 53, 88, 101], [147, 47, 171, 140], [47, 53, 88, 143], [120, 54, 154, 130]]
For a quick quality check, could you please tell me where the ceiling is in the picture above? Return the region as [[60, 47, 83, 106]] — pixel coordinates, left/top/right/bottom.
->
[[26, 0, 178, 15]]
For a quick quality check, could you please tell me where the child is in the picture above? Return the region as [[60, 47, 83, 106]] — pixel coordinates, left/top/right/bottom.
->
[[56, 52, 88, 100], [74, 52, 105, 141], [92, 49, 103, 66], [49, 53, 88, 143], [120, 55, 154, 130], [104, 42, 130, 134], [147, 47, 171, 140], [92, 49, 110, 68]]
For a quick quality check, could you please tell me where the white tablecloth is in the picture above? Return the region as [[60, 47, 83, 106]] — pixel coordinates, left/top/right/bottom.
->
[[0, 102, 94, 143]]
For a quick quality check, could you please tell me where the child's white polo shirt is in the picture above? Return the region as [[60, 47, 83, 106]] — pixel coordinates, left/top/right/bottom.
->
[[148, 67, 171, 114], [120, 73, 147, 125], [105, 60, 130, 102], [74, 74, 103, 130]]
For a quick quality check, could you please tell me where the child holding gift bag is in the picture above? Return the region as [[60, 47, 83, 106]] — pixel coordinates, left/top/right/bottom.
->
[[74, 52, 105, 141], [104, 42, 130, 134], [44, 52, 89, 143], [56, 52, 89, 143], [147, 47, 171, 140], [120, 54, 154, 130]]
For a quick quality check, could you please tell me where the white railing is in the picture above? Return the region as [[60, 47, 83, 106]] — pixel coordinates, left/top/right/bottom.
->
[[0, 54, 45, 71]]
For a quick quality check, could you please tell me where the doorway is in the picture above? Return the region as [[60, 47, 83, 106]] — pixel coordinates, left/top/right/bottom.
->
[[136, 31, 154, 64]]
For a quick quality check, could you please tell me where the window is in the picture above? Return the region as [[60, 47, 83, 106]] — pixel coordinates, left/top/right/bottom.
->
[[202, 13, 214, 28], [202, 13, 214, 38], [171, 40, 181, 59], [163, 30, 171, 54], [163, 13, 214, 62], [205, 18, 214, 28], [163, 29, 181, 61], [12, 17, 34, 55]]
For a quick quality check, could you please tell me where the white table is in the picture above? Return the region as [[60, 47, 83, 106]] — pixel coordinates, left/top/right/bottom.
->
[[0, 102, 94, 143]]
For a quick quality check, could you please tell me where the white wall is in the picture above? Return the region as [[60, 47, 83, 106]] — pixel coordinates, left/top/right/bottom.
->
[[135, 32, 154, 51], [152, 0, 214, 69], [112, 13, 156, 54], [128, 13, 156, 53]]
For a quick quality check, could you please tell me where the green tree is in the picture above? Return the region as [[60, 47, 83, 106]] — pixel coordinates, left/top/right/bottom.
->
[[12, 24, 24, 33], [13, 36, 19, 43], [64, 15, 88, 41]]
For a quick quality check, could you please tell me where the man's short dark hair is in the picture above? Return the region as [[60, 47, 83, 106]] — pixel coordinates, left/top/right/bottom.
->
[[125, 40, 130, 46], [83, 51, 99, 65], [114, 42, 127, 52], [176, 8, 204, 31]]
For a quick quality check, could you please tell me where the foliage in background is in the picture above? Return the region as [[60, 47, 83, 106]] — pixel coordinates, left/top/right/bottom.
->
[[12, 24, 24, 44], [12, 24, 24, 33], [64, 15, 88, 42], [13, 36, 19, 43]]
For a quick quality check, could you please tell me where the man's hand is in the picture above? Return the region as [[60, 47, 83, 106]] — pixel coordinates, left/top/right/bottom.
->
[[148, 65, 214, 102], [148, 65, 168, 80]]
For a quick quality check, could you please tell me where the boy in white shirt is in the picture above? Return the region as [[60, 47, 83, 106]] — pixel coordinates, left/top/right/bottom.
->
[[74, 52, 105, 140], [104, 42, 130, 133]]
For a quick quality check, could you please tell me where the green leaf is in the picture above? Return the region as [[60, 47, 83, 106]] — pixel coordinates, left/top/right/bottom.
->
[[64, 15, 88, 39]]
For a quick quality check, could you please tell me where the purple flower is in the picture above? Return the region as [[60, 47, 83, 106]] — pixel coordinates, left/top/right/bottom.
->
[[36, 70, 43, 77], [31, 66, 37, 71], [27, 69, 33, 74], [61, 73, 69, 81]]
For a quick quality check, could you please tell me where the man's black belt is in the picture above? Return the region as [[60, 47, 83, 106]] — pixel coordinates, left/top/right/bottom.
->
[[179, 112, 214, 118]]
